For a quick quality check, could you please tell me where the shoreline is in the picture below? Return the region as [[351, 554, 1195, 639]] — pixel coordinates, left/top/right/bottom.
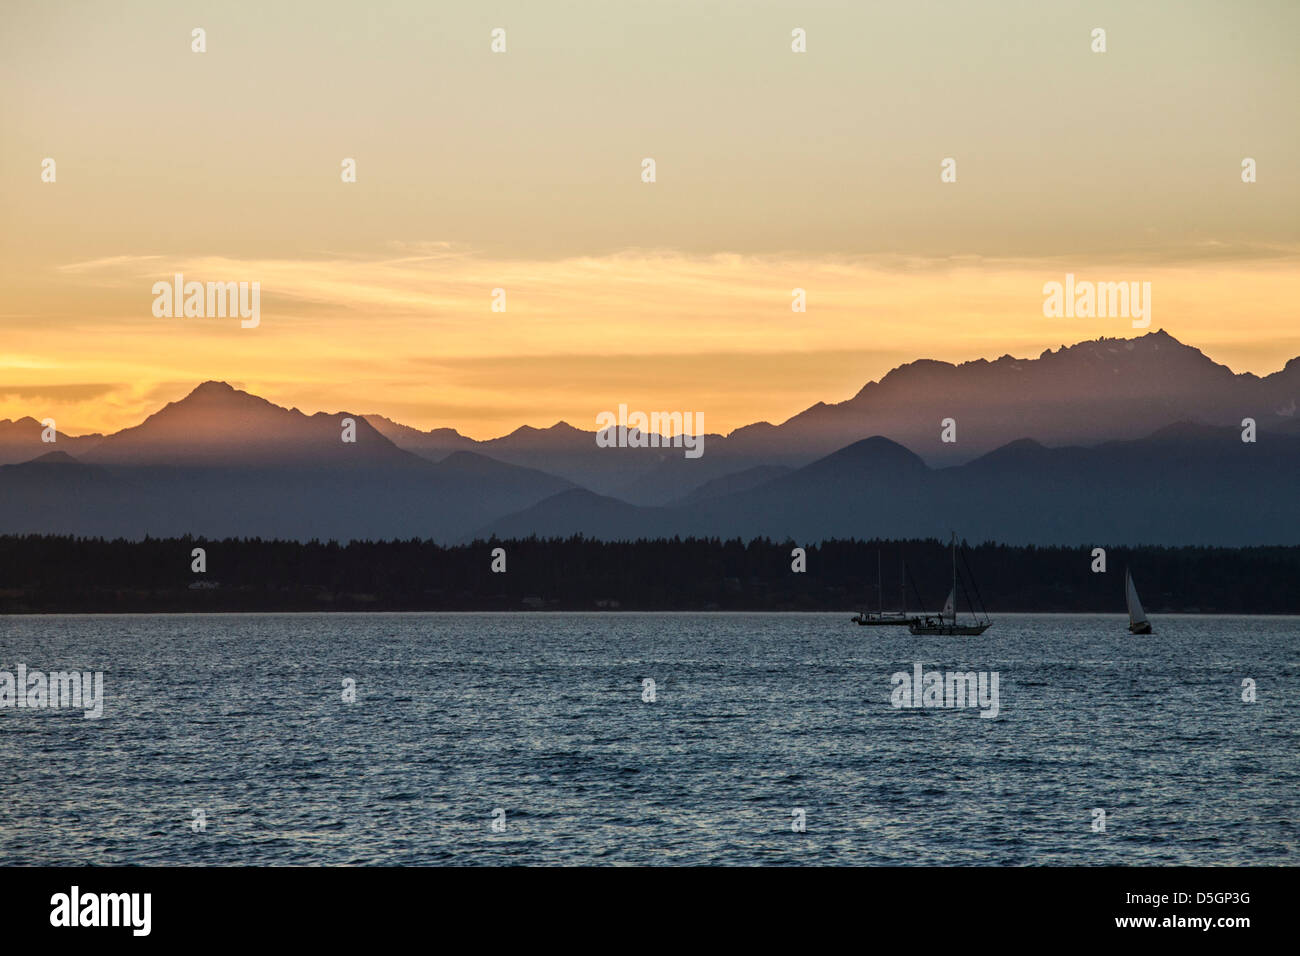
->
[[4, 609, 1299, 617]]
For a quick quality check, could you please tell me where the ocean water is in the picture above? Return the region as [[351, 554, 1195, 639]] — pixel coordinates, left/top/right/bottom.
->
[[0, 612, 1295, 866]]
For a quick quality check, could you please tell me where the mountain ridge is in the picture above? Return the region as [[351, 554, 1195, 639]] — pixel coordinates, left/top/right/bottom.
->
[[475, 421, 1300, 547], [3, 331, 1296, 513]]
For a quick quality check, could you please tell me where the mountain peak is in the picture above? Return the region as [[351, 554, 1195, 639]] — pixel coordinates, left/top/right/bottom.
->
[[545, 421, 586, 435], [180, 380, 256, 404], [83, 381, 414, 468], [815, 435, 927, 472], [191, 380, 238, 395], [29, 450, 80, 465], [486, 420, 597, 450], [170, 380, 277, 413]]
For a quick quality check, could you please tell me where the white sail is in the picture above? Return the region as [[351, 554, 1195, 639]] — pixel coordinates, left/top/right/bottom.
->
[[941, 588, 955, 623], [1126, 570, 1147, 626]]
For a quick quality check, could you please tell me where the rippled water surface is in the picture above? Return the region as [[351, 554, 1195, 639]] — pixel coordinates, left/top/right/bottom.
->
[[1, 613, 1296, 865]]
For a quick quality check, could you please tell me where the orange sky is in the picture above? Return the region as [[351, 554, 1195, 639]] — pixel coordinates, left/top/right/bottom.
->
[[4, 249, 1298, 437], [2, 1, 1297, 437]]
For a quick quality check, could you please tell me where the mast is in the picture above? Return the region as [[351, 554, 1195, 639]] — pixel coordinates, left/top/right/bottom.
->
[[901, 556, 906, 616], [951, 532, 957, 623], [877, 549, 882, 616]]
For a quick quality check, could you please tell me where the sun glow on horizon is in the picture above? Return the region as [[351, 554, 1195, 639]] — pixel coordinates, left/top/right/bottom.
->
[[3, 250, 1298, 438], [2, 1, 1296, 437]]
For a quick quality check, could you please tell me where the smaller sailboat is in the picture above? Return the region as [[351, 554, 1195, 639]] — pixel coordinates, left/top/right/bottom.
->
[[1126, 568, 1152, 634], [851, 551, 913, 626]]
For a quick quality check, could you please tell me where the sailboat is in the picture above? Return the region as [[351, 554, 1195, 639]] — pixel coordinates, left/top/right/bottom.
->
[[1126, 568, 1152, 634], [851, 551, 914, 626], [908, 533, 992, 636]]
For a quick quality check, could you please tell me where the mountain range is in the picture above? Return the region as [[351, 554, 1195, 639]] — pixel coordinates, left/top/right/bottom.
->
[[2, 330, 1296, 545]]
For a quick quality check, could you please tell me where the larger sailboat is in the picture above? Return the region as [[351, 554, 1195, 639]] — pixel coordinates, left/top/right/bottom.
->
[[1126, 568, 1152, 634], [908, 533, 992, 636]]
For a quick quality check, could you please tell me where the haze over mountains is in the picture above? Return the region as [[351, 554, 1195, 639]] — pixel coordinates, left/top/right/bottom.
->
[[374, 329, 1300, 503], [2, 331, 1297, 545], [476, 425, 1300, 546]]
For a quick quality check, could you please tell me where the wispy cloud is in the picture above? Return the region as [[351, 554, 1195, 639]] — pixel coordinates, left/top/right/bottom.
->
[[7, 247, 1299, 437]]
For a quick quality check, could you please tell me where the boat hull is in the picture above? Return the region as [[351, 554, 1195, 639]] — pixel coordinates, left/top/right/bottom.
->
[[1129, 621, 1152, 634], [907, 622, 992, 636], [851, 613, 913, 626]]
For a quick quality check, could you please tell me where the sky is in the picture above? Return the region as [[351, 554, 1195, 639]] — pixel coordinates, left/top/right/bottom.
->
[[1, 0, 1297, 437]]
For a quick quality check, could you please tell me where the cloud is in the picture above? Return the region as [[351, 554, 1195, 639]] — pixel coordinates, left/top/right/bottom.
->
[[8, 247, 1299, 438], [57, 255, 163, 275], [0, 383, 116, 402]]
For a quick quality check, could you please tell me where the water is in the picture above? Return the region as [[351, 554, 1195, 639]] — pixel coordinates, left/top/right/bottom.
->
[[0, 612, 1295, 865]]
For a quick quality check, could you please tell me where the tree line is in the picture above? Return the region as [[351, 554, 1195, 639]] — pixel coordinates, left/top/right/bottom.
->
[[0, 534, 1296, 613]]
